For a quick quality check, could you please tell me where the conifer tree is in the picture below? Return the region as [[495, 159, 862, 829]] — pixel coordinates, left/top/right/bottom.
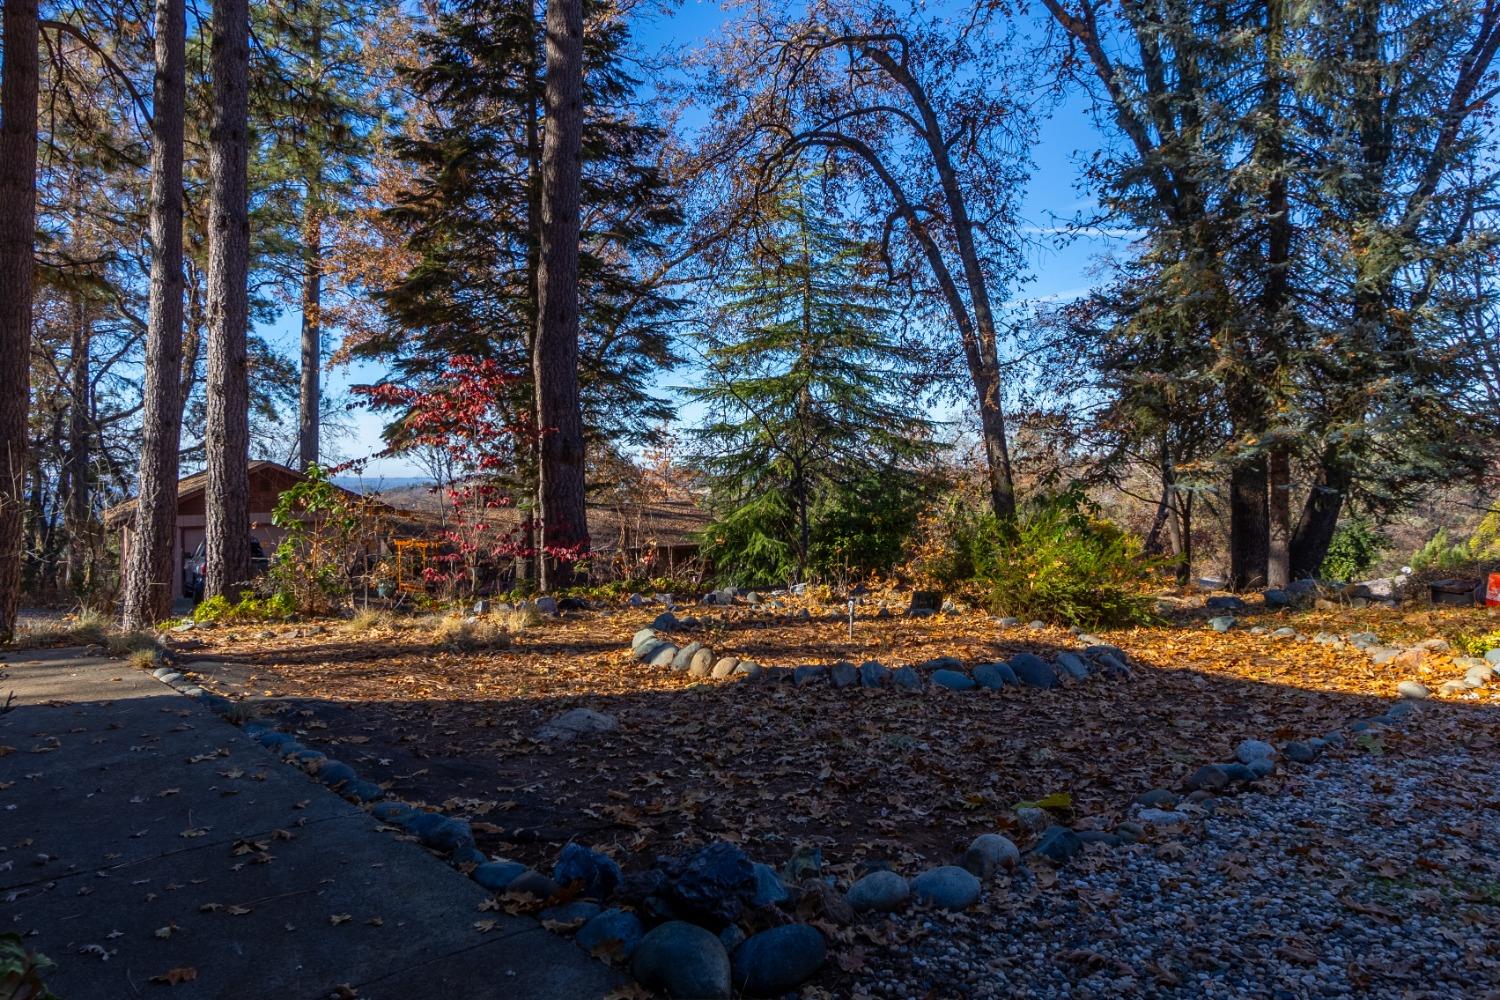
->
[[691, 179, 933, 585]]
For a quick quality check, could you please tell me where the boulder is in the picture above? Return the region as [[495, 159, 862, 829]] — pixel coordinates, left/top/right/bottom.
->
[[1183, 764, 1229, 792], [1031, 826, 1084, 864], [1208, 615, 1235, 632], [919, 655, 964, 671], [1008, 653, 1058, 689], [1235, 739, 1276, 764], [846, 870, 909, 912], [889, 666, 923, 690], [647, 644, 680, 668], [577, 908, 644, 959], [972, 662, 1016, 689], [689, 647, 716, 678], [910, 866, 981, 910], [1262, 588, 1294, 608], [1283, 741, 1318, 764], [538, 901, 601, 927], [508, 869, 560, 899], [671, 642, 703, 671], [554, 843, 623, 900], [731, 924, 826, 998], [536, 708, 618, 743], [663, 842, 757, 925], [931, 668, 976, 691], [473, 860, 527, 891], [858, 661, 888, 687], [793, 664, 827, 687], [632, 921, 731, 999], [533, 596, 559, 616], [960, 834, 1019, 879], [651, 611, 681, 631], [1206, 595, 1248, 612], [1054, 652, 1091, 681], [829, 661, 858, 688], [1396, 680, 1430, 700], [907, 591, 942, 614], [750, 862, 790, 907]]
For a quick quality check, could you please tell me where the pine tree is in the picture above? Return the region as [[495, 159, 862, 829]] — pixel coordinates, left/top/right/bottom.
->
[[369, 0, 679, 444], [690, 180, 933, 585]]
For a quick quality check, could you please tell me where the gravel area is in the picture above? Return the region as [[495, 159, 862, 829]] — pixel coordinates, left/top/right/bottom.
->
[[852, 706, 1500, 1000]]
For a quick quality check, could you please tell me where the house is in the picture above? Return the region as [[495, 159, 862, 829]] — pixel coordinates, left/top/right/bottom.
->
[[104, 461, 378, 599]]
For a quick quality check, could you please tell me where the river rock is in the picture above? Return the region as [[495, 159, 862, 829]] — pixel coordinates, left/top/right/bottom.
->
[[731, 924, 826, 998], [972, 662, 1016, 689], [847, 870, 908, 912], [689, 647, 715, 678], [473, 859, 526, 891], [830, 661, 858, 688], [889, 666, 922, 690], [1032, 825, 1084, 864], [672, 642, 703, 671], [554, 843, 622, 900], [632, 921, 731, 999], [858, 660, 888, 687], [650, 611, 680, 631], [961, 834, 1019, 879], [1184, 764, 1229, 791], [793, 664, 827, 687], [1235, 739, 1276, 763], [711, 657, 740, 679], [1396, 680, 1430, 700], [1054, 652, 1091, 680], [576, 908, 644, 959], [1009, 652, 1058, 688], [536, 708, 618, 742], [931, 668, 976, 691], [910, 866, 981, 909]]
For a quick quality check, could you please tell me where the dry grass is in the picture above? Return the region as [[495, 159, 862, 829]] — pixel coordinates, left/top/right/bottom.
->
[[13, 608, 110, 648], [127, 646, 163, 670], [505, 605, 540, 633], [346, 608, 403, 633], [424, 613, 511, 651]]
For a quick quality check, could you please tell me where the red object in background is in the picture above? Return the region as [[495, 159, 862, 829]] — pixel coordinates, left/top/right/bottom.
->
[[1487, 573, 1500, 606]]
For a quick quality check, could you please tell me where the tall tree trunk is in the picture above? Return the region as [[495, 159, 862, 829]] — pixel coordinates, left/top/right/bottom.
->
[[1228, 458, 1269, 591], [1178, 492, 1194, 586], [1267, 443, 1291, 588], [203, 0, 252, 601], [1144, 438, 1174, 555], [64, 295, 92, 596], [533, 0, 588, 592], [298, 198, 322, 471], [297, 13, 325, 472], [122, 0, 187, 629], [0, 0, 39, 641], [1290, 449, 1349, 580]]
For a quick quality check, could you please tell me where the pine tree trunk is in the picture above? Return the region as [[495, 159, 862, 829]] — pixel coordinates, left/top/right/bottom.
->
[[122, 0, 187, 629], [64, 296, 92, 595], [1290, 450, 1348, 580], [1228, 458, 1269, 591], [1267, 443, 1291, 588], [298, 200, 322, 471], [533, 0, 588, 592], [297, 14, 324, 472], [203, 0, 252, 601], [0, 0, 39, 641]]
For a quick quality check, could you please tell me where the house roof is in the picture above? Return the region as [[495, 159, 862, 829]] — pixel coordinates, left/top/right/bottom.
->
[[103, 461, 377, 529]]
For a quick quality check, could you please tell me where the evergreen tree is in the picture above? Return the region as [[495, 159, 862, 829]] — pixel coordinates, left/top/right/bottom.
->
[[367, 0, 680, 448], [691, 180, 933, 585]]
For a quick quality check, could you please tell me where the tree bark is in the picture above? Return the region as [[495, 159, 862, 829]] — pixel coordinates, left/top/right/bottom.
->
[[1228, 458, 1269, 591], [1267, 443, 1291, 588], [64, 295, 92, 596], [1290, 450, 1349, 580], [533, 0, 588, 592], [203, 0, 252, 601], [298, 199, 322, 471], [0, 0, 39, 641], [297, 13, 324, 472], [122, 0, 187, 629]]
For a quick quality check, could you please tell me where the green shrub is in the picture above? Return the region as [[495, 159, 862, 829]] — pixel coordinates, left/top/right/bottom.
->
[[1320, 518, 1388, 581], [191, 591, 297, 624], [913, 490, 1158, 629], [1410, 528, 1475, 573]]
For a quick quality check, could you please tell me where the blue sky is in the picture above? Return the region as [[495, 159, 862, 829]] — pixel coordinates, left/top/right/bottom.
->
[[262, 0, 1128, 481]]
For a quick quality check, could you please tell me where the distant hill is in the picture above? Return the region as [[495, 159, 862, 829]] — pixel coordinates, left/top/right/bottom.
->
[[331, 475, 435, 495]]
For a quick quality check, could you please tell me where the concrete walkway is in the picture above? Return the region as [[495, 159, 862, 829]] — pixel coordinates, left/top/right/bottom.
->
[[0, 647, 622, 1000]]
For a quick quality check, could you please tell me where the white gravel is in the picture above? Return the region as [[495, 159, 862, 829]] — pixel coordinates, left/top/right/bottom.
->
[[851, 706, 1500, 999]]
